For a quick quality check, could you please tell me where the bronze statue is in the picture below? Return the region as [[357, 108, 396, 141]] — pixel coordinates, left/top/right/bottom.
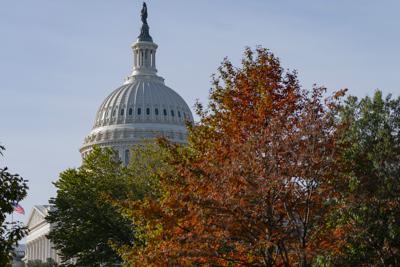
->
[[141, 2, 148, 25], [138, 2, 152, 42]]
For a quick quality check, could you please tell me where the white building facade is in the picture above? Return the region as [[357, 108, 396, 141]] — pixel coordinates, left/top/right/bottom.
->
[[24, 206, 61, 264], [24, 2, 193, 264]]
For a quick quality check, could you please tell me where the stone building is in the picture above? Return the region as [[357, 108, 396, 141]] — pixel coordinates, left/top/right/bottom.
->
[[23, 3, 193, 264], [24, 206, 61, 263]]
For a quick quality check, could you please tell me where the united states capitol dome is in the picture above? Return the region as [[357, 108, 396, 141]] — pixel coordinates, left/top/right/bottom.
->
[[80, 3, 193, 163]]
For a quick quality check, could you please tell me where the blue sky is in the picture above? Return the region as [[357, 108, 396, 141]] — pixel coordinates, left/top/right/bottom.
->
[[1, 0, 400, 222]]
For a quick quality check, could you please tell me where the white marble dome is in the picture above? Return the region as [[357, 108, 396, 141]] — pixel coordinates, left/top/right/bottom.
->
[[92, 76, 192, 129], [80, 5, 193, 163]]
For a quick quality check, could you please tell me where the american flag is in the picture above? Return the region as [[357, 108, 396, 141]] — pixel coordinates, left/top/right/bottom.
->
[[11, 203, 25, 215]]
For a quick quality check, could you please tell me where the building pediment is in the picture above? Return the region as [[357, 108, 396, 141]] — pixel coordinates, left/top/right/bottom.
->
[[26, 206, 50, 230]]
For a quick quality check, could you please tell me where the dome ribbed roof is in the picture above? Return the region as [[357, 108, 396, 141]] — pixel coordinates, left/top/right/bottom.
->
[[93, 77, 193, 129]]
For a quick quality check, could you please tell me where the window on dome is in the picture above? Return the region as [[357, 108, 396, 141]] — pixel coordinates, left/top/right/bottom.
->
[[120, 109, 124, 116], [178, 111, 181, 118], [112, 110, 116, 117], [171, 110, 175, 117], [146, 108, 150, 115], [138, 108, 141, 115], [163, 109, 167, 116], [129, 108, 133, 115], [155, 108, 159, 115]]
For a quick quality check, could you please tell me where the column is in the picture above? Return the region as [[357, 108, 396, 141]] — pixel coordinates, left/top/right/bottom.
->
[[46, 238, 49, 260], [38, 238, 42, 261], [44, 237, 47, 261], [44, 238, 47, 261], [33, 240, 36, 260], [37, 238, 40, 261], [37, 239, 40, 260], [48, 238, 51, 260], [30, 242, 33, 260], [26, 242, 32, 261], [38, 239, 41, 261], [134, 50, 137, 68], [32, 240, 35, 260], [26, 242, 30, 261], [41, 237, 45, 261]]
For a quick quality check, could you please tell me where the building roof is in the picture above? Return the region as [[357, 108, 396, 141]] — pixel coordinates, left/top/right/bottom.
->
[[25, 205, 51, 231], [92, 78, 192, 129]]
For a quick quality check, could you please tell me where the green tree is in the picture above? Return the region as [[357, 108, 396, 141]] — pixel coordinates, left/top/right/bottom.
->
[[46, 147, 136, 266], [0, 145, 28, 266], [111, 142, 174, 264], [327, 91, 400, 266]]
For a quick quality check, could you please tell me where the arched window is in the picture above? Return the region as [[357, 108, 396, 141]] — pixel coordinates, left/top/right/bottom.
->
[[124, 149, 130, 165], [137, 108, 141, 115], [163, 109, 167, 116], [120, 109, 124, 116], [112, 110, 116, 117], [171, 110, 175, 117], [146, 108, 150, 115], [128, 108, 133, 115], [178, 111, 181, 118], [155, 108, 159, 115]]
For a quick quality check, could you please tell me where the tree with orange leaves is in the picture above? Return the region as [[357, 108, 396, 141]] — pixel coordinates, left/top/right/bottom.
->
[[119, 47, 346, 266]]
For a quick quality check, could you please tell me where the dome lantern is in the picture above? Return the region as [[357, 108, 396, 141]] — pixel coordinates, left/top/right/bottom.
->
[[129, 2, 158, 78]]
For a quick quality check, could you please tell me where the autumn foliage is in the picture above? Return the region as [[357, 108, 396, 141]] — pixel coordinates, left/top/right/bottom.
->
[[119, 48, 347, 266]]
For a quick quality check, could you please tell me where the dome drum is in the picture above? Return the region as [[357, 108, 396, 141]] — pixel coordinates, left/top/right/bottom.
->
[[81, 126, 187, 149]]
